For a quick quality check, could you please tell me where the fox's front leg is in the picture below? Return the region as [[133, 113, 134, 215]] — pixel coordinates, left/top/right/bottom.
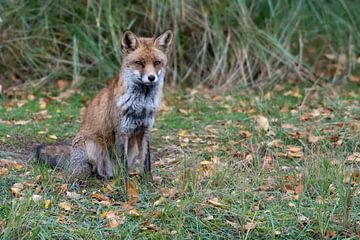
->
[[115, 135, 129, 180], [139, 132, 152, 180]]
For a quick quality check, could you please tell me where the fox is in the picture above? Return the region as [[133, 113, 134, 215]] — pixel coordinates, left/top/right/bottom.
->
[[35, 30, 173, 180]]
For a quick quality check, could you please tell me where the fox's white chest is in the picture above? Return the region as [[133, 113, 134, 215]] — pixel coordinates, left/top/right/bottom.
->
[[117, 86, 161, 134]]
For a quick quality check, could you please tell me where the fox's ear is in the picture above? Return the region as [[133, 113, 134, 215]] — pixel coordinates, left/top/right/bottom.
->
[[154, 30, 173, 53], [122, 30, 139, 53]]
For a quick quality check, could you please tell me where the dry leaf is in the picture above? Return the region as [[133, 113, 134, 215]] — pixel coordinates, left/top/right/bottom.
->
[[32, 194, 42, 202], [10, 187, 22, 197], [101, 210, 117, 219], [153, 197, 166, 207], [347, 152, 360, 163], [92, 192, 110, 201], [240, 130, 252, 138], [226, 220, 240, 228], [59, 184, 68, 193], [207, 198, 224, 208], [262, 155, 275, 170], [66, 191, 81, 199], [13, 120, 31, 125], [59, 201, 72, 211], [324, 230, 336, 238], [126, 181, 140, 204], [44, 199, 51, 209], [307, 133, 323, 144], [129, 209, 140, 217], [243, 222, 256, 231], [0, 167, 9, 176], [294, 183, 304, 195], [49, 134, 58, 140], [0, 158, 23, 169], [255, 115, 270, 132]]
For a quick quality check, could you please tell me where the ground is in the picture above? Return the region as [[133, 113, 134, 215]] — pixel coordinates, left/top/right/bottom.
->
[[0, 80, 360, 239]]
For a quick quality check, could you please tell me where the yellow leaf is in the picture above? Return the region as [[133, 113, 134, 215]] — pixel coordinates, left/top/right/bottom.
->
[[129, 209, 140, 217], [49, 134, 58, 140], [178, 130, 189, 137], [44, 199, 51, 209], [37, 131, 47, 135], [59, 201, 72, 211]]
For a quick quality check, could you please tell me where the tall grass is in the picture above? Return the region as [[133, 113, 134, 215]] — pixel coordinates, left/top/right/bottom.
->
[[0, 0, 359, 89]]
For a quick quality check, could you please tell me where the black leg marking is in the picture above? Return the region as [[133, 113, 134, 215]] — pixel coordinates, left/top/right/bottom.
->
[[144, 140, 152, 177]]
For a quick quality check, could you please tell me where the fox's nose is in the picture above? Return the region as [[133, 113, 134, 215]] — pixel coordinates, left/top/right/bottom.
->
[[148, 75, 156, 82]]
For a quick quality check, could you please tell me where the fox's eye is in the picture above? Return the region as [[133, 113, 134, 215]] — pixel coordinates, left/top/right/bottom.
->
[[154, 60, 161, 66], [135, 61, 144, 66]]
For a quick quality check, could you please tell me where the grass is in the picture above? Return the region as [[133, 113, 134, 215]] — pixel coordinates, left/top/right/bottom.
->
[[1, 80, 360, 239], [1, 0, 360, 89]]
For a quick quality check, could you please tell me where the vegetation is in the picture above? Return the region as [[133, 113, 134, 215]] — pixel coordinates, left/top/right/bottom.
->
[[1, 0, 359, 88], [1, 0, 360, 239]]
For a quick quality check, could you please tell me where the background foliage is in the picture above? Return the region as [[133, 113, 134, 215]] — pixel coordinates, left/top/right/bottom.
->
[[1, 0, 360, 89]]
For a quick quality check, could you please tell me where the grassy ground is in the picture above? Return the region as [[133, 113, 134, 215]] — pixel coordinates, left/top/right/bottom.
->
[[1, 80, 360, 239]]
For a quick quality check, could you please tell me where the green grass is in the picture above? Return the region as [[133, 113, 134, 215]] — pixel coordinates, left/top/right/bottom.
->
[[1, 81, 360, 239]]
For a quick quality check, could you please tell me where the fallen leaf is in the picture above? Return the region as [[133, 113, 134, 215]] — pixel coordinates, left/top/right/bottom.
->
[[324, 230, 336, 238], [243, 222, 256, 231], [57, 80, 68, 89], [298, 215, 309, 226], [129, 209, 140, 217], [0, 158, 23, 169], [44, 199, 51, 209], [66, 191, 81, 199], [262, 155, 275, 170], [13, 120, 31, 125], [59, 184, 68, 193], [255, 115, 270, 132], [349, 75, 360, 84], [49, 134, 58, 140], [226, 220, 240, 228], [207, 197, 225, 208], [59, 202, 72, 211], [126, 181, 140, 204], [10, 187, 22, 197], [307, 132, 323, 144], [294, 183, 304, 195], [240, 130, 252, 138], [101, 210, 117, 219], [13, 182, 24, 189], [153, 197, 166, 207], [32, 194, 42, 202], [0, 167, 9, 176], [92, 192, 110, 201], [347, 152, 360, 163]]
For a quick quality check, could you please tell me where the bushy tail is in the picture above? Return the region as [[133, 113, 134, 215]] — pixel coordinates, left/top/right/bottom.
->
[[34, 144, 92, 179], [35, 144, 72, 169]]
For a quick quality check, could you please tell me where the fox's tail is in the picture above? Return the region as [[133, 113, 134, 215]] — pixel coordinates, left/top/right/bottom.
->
[[34, 144, 72, 169], [34, 144, 92, 179]]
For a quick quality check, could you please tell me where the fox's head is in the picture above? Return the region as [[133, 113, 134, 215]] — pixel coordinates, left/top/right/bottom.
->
[[121, 30, 173, 87]]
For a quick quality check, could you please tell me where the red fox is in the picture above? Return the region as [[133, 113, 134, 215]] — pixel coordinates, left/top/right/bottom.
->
[[35, 30, 173, 180]]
